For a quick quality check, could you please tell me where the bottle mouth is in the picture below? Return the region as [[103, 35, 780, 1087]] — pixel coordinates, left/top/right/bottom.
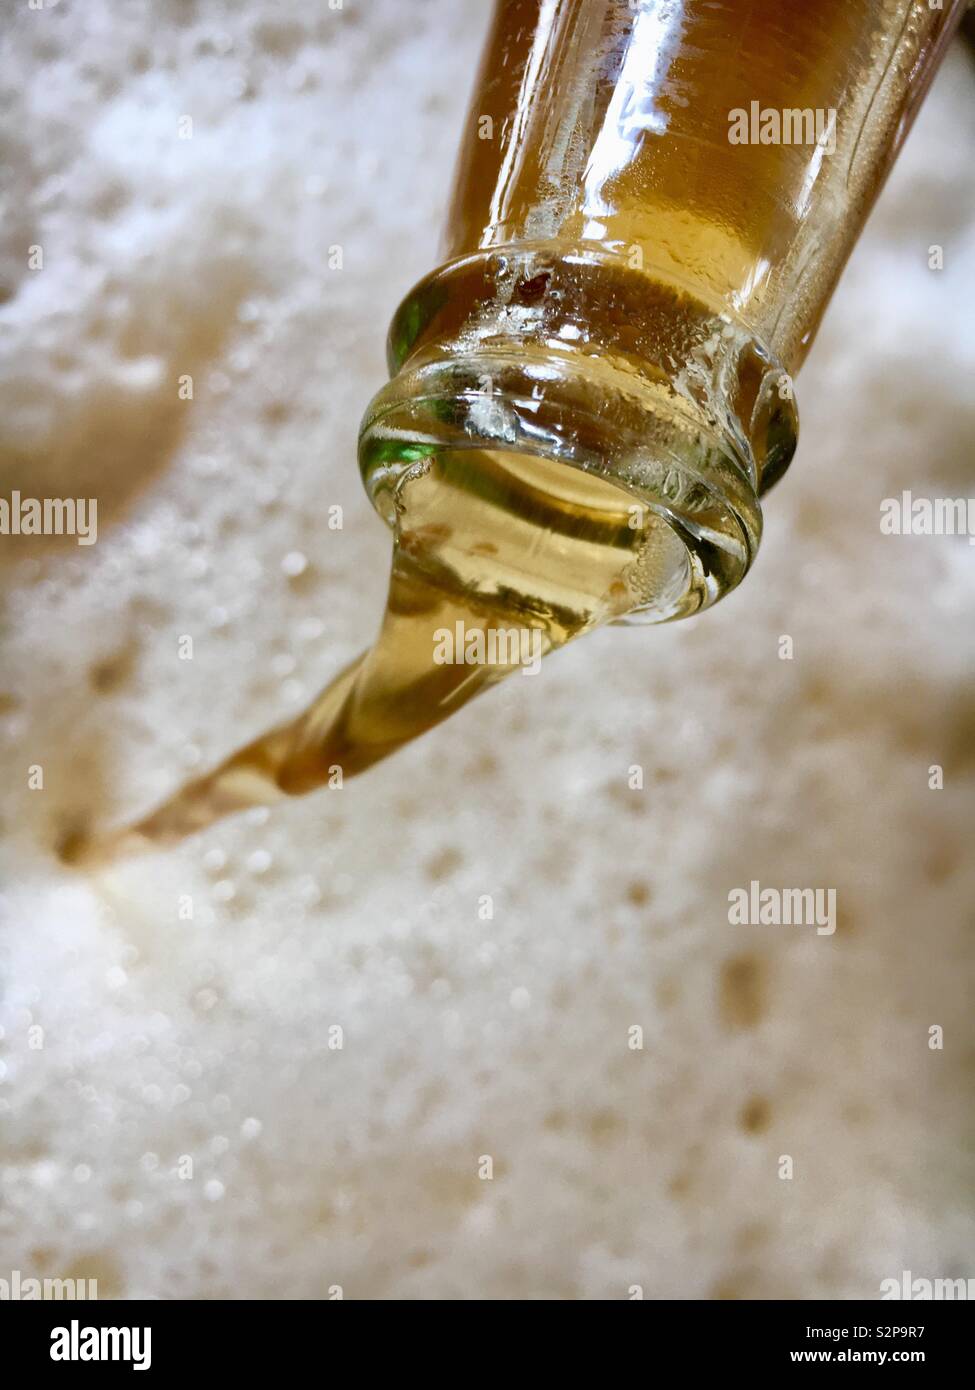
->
[[360, 244, 799, 622], [359, 347, 766, 623]]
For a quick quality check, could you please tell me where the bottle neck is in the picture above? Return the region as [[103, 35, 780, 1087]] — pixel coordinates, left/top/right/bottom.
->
[[442, 0, 963, 372], [360, 242, 794, 621], [359, 0, 964, 621]]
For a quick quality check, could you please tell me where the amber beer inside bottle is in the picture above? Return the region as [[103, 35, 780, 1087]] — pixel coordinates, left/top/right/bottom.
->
[[446, 0, 954, 371], [362, 0, 963, 617]]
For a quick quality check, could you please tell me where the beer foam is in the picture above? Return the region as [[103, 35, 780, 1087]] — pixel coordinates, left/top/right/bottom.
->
[[0, 3, 972, 1299]]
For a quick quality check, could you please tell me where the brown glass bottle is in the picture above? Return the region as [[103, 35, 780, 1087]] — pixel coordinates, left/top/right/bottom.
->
[[361, 0, 964, 619]]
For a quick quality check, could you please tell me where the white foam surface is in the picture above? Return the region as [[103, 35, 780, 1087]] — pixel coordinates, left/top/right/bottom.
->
[[0, 2, 973, 1299]]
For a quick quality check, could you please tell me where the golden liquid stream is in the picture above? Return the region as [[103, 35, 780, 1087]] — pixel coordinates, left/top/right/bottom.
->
[[62, 451, 684, 866]]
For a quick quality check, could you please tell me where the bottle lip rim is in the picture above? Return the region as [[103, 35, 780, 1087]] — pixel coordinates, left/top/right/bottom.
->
[[358, 351, 763, 624]]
